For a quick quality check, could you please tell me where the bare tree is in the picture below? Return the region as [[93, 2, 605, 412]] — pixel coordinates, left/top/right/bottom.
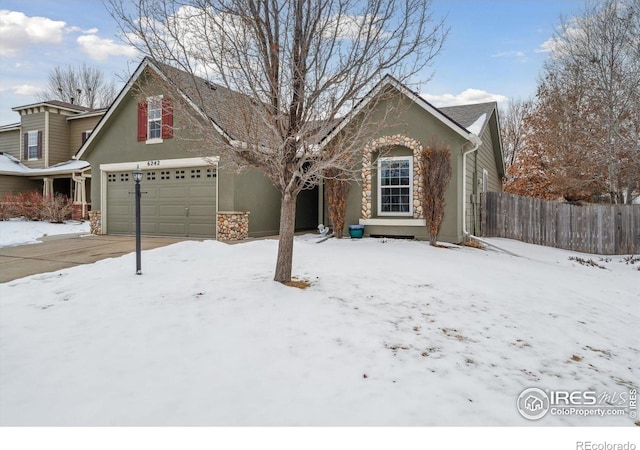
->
[[418, 144, 451, 246], [499, 98, 532, 169], [36, 64, 118, 109], [108, 0, 448, 282], [546, 0, 640, 203]]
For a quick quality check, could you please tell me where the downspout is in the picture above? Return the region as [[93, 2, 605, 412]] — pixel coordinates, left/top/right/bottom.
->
[[462, 135, 481, 238], [462, 135, 520, 257]]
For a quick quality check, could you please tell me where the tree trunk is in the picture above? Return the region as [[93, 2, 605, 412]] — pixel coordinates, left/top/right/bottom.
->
[[429, 234, 437, 246], [274, 191, 298, 283]]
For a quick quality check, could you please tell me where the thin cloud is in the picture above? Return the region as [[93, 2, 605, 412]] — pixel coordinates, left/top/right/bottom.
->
[[535, 37, 555, 53], [13, 84, 41, 96], [0, 10, 66, 57], [422, 89, 508, 107], [491, 50, 527, 63], [76, 34, 139, 61]]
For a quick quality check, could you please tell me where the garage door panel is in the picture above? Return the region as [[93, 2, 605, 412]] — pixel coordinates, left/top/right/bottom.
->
[[158, 204, 189, 217], [142, 188, 160, 200], [159, 186, 188, 198], [109, 204, 131, 216], [106, 167, 216, 238], [141, 222, 159, 234], [109, 220, 132, 234], [141, 205, 158, 216]]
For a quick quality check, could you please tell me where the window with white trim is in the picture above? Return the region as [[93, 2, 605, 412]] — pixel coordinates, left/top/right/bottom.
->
[[148, 96, 162, 140], [27, 131, 39, 159], [378, 156, 413, 216]]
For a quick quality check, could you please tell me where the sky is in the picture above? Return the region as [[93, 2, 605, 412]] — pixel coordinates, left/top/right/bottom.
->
[[0, 0, 584, 126]]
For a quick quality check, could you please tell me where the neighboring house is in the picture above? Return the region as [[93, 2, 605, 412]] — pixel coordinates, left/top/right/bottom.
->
[[0, 101, 105, 218], [321, 76, 504, 243]]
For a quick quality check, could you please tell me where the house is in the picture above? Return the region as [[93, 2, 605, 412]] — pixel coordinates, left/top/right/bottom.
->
[[0, 101, 105, 218], [74, 58, 318, 239], [322, 76, 504, 242], [6, 57, 502, 243]]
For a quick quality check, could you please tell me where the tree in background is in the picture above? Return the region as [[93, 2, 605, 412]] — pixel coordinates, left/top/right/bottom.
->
[[499, 98, 532, 171], [108, 0, 448, 282], [36, 64, 118, 109], [509, 0, 639, 203], [418, 144, 451, 246]]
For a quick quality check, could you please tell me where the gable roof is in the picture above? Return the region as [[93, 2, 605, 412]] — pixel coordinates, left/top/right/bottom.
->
[[442, 101, 505, 177], [319, 75, 483, 148], [12, 100, 93, 114], [75, 57, 243, 159], [439, 102, 496, 135]]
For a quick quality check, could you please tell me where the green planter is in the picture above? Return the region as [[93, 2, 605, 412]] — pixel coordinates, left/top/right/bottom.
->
[[348, 225, 364, 238]]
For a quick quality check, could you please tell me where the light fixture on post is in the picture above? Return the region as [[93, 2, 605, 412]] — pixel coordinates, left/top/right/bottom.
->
[[133, 165, 143, 275]]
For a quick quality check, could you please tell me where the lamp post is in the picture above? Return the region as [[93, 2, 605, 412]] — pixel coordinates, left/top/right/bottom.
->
[[133, 165, 143, 275]]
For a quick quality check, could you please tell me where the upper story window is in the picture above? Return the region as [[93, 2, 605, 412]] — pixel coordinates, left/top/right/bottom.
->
[[148, 97, 162, 140], [81, 130, 92, 144], [23, 130, 42, 160], [378, 156, 413, 216], [137, 96, 173, 144]]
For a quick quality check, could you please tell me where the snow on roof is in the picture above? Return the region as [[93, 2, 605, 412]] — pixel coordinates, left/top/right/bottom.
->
[[438, 102, 495, 135], [467, 113, 487, 136], [0, 153, 89, 176], [0, 153, 30, 174]]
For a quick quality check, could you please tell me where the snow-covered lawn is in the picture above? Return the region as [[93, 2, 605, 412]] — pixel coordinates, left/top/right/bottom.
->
[[0, 219, 90, 247], [0, 235, 637, 426]]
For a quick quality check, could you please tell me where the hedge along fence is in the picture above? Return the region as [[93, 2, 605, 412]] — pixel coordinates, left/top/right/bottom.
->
[[481, 192, 640, 255]]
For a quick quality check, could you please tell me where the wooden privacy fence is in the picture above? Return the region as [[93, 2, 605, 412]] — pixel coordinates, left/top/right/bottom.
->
[[482, 192, 640, 255]]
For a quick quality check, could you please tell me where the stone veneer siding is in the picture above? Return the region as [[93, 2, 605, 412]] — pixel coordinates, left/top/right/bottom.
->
[[89, 210, 101, 235], [217, 211, 250, 241], [361, 135, 424, 219]]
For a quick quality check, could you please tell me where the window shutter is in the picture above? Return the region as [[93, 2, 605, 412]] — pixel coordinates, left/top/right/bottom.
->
[[37, 131, 43, 159], [161, 97, 173, 139], [23, 133, 28, 160], [81, 132, 87, 143], [137, 102, 148, 141]]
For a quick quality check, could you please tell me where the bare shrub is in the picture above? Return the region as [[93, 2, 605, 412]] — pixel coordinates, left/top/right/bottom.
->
[[324, 168, 350, 238], [419, 145, 452, 246], [12, 191, 44, 221], [41, 194, 73, 223], [0, 194, 16, 220], [0, 192, 73, 223]]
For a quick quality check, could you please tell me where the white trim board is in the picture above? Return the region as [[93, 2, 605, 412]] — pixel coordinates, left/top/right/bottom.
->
[[359, 218, 426, 227], [100, 156, 219, 172]]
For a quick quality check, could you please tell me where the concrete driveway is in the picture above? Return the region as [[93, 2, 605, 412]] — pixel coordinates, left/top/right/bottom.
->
[[0, 235, 191, 283]]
